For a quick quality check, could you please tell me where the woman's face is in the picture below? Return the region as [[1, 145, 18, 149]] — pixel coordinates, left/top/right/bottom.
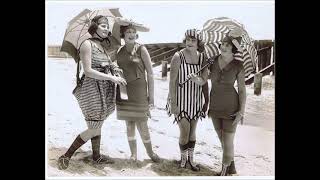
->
[[220, 41, 233, 54], [124, 28, 137, 44], [185, 36, 198, 51], [96, 23, 110, 39]]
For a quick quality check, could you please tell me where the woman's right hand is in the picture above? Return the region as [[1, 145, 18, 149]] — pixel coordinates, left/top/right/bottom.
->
[[110, 76, 127, 86]]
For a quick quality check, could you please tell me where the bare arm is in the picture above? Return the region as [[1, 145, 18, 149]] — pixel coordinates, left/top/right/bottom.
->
[[140, 46, 155, 105], [189, 59, 210, 85], [237, 67, 247, 116], [202, 82, 209, 112], [80, 40, 126, 86], [80, 40, 115, 81], [169, 53, 181, 108], [199, 63, 210, 84]]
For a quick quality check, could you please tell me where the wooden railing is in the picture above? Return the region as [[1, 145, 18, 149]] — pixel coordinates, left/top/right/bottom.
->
[[48, 40, 275, 81]]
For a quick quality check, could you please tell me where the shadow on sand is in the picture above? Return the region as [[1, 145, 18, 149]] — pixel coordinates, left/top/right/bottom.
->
[[48, 147, 219, 176]]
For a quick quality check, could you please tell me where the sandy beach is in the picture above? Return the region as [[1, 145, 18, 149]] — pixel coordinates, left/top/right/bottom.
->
[[46, 58, 274, 177]]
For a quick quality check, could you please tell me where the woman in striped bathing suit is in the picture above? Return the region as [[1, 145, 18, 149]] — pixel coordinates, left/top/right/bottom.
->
[[57, 15, 127, 170], [168, 29, 209, 171], [189, 35, 247, 176], [115, 24, 160, 162]]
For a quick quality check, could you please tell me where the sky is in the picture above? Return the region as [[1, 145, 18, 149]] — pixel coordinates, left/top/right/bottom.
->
[[46, 0, 274, 45]]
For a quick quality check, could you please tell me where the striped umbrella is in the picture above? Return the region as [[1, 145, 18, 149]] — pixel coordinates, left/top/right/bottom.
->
[[201, 17, 258, 77], [60, 8, 124, 63]]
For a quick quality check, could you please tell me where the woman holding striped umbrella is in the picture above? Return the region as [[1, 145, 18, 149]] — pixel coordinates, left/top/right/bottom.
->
[[189, 34, 247, 176], [115, 24, 160, 162], [57, 15, 127, 170], [167, 29, 209, 171]]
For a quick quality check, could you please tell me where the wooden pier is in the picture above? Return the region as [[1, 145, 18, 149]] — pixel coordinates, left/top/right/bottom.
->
[[48, 39, 275, 85]]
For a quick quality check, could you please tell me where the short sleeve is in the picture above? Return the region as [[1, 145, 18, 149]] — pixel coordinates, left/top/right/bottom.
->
[[236, 61, 245, 76]]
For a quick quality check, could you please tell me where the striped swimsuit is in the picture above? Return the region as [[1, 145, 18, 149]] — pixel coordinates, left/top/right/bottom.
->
[[74, 40, 121, 128], [174, 50, 205, 123]]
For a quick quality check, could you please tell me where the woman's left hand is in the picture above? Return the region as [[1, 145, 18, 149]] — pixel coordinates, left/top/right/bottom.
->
[[231, 111, 244, 125], [148, 97, 154, 109], [188, 73, 200, 83]]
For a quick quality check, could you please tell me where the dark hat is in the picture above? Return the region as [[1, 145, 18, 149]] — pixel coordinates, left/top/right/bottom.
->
[[222, 35, 242, 50], [222, 35, 241, 44]]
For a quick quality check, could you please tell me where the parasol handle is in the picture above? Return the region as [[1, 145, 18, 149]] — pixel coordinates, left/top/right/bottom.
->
[[178, 57, 215, 87], [231, 39, 243, 52]]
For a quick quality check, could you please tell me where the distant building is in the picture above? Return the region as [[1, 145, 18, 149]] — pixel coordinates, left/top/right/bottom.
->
[[47, 45, 70, 58], [47, 43, 185, 66]]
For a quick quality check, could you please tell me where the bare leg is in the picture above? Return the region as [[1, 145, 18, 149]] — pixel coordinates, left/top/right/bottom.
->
[[188, 119, 200, 171], [177, 118, 190, 168], [178, 118, 190, 145], [189, 119, 198, 142], [211, 118, 229, 176], [220, 131, 235, 177], [125, 121, 137, 161], [222, 131, 236, 166], [136, 120, 160, 162], [211, 118, 224, 148]]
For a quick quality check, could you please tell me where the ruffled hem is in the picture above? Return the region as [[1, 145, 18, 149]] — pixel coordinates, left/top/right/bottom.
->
[[165, 100, 206, 123], [173, 110, 205, 124]]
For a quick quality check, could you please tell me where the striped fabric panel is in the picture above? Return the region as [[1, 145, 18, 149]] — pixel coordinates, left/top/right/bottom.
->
[[78, 78, 102, 120], [73, 40, 116, 121], [116, 101, 149, 119], [91, 42, 113, 63], [76, 78, 115, 121], [116, 103, 149, 111], [176, 51, 204, 121], [86, 120, 104, 129], [117, 111, 148, 118]]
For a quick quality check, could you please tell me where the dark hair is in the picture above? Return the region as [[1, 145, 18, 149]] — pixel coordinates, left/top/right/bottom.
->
[[88, 15, 109, 36], [120, 25, 138, 39], [219, 36, 242, 54], [219, 42, 238, 54], [182, 36, 204, 52]]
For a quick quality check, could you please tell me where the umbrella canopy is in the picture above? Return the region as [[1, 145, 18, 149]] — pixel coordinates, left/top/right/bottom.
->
[[201, 17, 258, 77], [60, 8, 123, 62], [116, 18, 150, 32]]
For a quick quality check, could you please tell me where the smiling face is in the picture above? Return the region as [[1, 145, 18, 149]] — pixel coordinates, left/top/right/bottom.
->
[[185, 36, 198, 51], [96, 23, 110, 39], [123, 27, 137, 44], [220, 41, 234, 54]]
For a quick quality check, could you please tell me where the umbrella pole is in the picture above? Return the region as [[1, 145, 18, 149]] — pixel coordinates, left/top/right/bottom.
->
[[178, 57, 215, 87]]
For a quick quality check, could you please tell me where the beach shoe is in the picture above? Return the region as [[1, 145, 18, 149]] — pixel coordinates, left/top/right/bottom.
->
[[187, 148, 200, 171], [174, 159, 187, 169], [177, 157, 188, 169], [58, 155, 70, 170], [188, 159, 200, 171], [173, 159, 181, 164], [220, 164, 230, 176], [93, 155, 115, 164], [177, 161, 187, 169], [178, 149, 188, 168], [130, 155, 137, 161], [227, 161, 237, 175], [149, 153, 161, 163], [177, 162, 187, 169]]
